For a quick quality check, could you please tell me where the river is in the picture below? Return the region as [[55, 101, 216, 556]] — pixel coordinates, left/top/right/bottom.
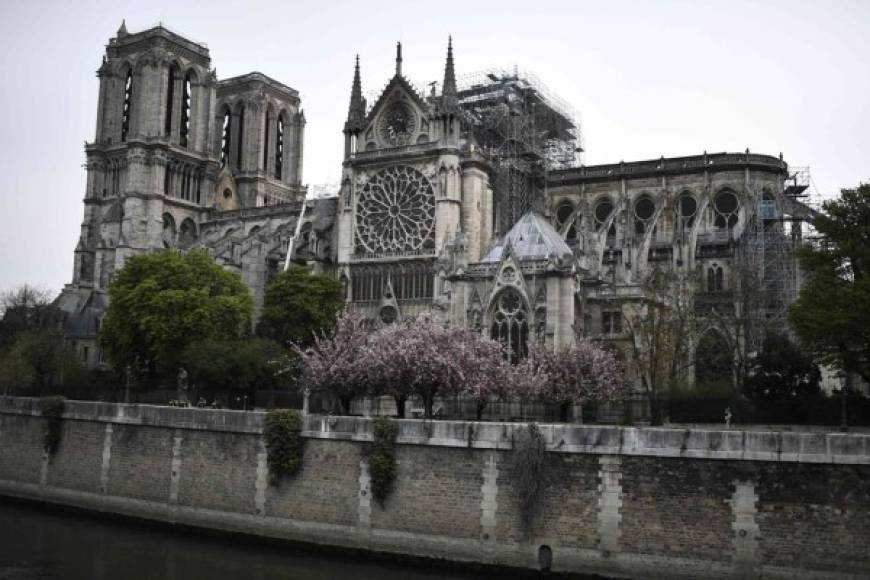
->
[[0, 499, 575, 580]]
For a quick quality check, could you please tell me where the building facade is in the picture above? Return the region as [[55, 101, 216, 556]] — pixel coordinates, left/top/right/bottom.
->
[[60, 24, 815, 389]]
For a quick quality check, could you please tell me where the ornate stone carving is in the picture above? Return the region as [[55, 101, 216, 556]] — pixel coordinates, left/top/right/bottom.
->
[[354, 165, 435, 255]]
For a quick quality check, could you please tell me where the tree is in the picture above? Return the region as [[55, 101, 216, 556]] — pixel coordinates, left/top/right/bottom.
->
[[531, 339, 626, 421], [100, 251, 253, 376], [790, 183, 870, 385], [0, 285, 60, 352], [180, 337, 287, 407], [295, 310, 370, 415], [622, 270, 697, 425], [257, 265, 344, 349], [743, 333, 821, 423]]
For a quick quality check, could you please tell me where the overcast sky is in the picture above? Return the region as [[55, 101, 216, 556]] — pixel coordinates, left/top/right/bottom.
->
[[1, 0, 868, 296]]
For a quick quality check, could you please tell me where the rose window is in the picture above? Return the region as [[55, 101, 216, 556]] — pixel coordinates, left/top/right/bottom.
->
[[355, 165, 436, 255]]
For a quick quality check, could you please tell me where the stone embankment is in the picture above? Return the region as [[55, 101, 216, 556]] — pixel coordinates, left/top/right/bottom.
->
[[1, 397, 868, 579]]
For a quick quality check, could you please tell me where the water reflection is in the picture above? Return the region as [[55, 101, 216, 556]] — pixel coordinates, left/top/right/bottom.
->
[[0, 499, 514, 580]]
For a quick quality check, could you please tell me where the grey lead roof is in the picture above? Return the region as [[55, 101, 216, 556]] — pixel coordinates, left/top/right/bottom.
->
[[482, 212, 573, 263]]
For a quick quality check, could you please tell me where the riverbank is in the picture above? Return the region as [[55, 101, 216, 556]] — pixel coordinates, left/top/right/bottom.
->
[[1, 397, 868, 579]]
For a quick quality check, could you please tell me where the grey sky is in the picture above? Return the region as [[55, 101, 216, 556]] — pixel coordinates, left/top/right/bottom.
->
[[1, 0, 868, 296]]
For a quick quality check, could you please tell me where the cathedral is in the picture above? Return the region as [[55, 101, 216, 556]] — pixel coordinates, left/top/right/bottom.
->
[[59, 22, 815, 385]]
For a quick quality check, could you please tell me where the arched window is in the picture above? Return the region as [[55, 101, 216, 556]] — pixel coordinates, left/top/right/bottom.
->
[[236, 105, 245, 169], [554, 200, 576, 239], [634, 197, 655, 235], [713, 190, 739, 230], [178, 219, 198, 250], [594, 198, 613, 232], [677, 192, 697, 232], [165, 64, 178, 136], [275, 114, 284, 180], [263, 109, 271, 172], [121, 68, 133, 142], [490, 287, 529, 363], [162, 213, 176, 248], [716, 267, 724, 291], [220, 110, 231, 167], [180, 72, 192, 148]]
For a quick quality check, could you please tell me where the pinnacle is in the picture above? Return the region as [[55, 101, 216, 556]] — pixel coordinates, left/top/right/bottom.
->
[[117, 19, 128, 37]]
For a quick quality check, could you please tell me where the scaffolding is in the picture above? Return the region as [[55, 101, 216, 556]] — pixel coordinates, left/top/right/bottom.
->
[[739, 166, 818, 352], [456, 67, 582, 235]]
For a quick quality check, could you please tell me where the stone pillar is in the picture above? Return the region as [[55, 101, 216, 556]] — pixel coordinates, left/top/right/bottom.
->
[[596, 455, 622, 556], [731, 480, 760, 577]]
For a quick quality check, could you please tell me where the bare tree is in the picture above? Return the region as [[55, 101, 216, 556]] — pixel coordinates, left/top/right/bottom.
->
[[621, 270, 699, 425]]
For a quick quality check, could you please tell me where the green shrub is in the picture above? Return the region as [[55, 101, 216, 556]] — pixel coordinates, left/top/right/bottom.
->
[[369, 416, 398, 507], [263, 409, 304, 485], [39, 396, 65, 456], [510, 423, 550, 534]]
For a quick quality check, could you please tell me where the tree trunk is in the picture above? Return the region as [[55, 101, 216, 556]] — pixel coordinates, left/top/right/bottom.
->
[[424, 394, 434, 419], [339, 394, 353, 415], [559, 401, 571, 423], [394, 395, 407, 418], [476, 400, 486, 421]]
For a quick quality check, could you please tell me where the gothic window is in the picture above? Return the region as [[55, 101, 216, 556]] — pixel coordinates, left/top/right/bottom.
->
[[677, 192, 697, 232], [263, 110, 271, 172], [236, 105, 245, 169], [602, 310, 622, 335], [178, 219, 198, 249], [490, 287, 529, 363], [555, 200, 577, 239], [634, 197, 655, 235], [165, 64, 177, 136], [121, 68, 133, 142], [180, 72, 192, 148], [707, 265, 725, 292], [713, 190, 739, 230], [275, 114, 284, 180], [162, 213, 176, 248], [594, 198, 613, 231], [354, 165, 436, 256], [350, 262, 433, 303], [220, 110, 231, 167]]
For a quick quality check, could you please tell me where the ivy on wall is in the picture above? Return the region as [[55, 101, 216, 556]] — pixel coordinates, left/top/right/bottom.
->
[[39, 396, 65, 457], [263, 409, 304, 485], [369, 416, 398, 507], [510, 423, 551, 534]]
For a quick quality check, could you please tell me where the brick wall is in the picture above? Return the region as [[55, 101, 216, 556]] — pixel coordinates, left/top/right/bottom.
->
[[1, 398, 868, 579]]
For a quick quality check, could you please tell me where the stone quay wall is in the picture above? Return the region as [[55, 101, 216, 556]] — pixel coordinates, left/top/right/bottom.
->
[[0, 397, 868, 579]]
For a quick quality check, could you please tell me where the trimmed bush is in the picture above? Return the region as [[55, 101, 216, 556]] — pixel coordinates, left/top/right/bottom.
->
[[369, 416, 398, 507], [263, 409, 304, 485], [39, 396, 65, 456]]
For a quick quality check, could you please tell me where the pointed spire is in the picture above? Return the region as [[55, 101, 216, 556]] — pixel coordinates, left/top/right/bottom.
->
[[344, 54, 365, 134], [117, 19, 128, 37], [439, 36, 460, 115], [395, 41, 403, 76]]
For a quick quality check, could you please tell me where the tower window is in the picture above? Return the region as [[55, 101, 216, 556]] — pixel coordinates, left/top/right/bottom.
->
[[121, 69, 133, 142], [221, 111, 231, 167], [165, 65, 177, 136], [180, 73, 192, 148], [275, 114, 284, 180], [263, 112, 271, 171], [236, 106, 245, 169]]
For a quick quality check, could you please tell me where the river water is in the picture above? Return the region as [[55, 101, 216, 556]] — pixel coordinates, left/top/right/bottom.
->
[[0, 499, 576, 580]]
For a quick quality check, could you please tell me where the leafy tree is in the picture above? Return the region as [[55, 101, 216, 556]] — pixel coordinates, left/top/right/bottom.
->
[[0, 330, 67, 395], [790, 183, 870, 385], [743, 333, 821, 422], [531, 339, 626, 421], [257, 265, 344, 349], [180, 337, 286, 407], [295, 310, 370, 415], [100, 251, 253, 376]]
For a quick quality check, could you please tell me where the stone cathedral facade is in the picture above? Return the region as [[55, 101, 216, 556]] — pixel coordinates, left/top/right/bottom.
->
[[60, 23, 812, 385]]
